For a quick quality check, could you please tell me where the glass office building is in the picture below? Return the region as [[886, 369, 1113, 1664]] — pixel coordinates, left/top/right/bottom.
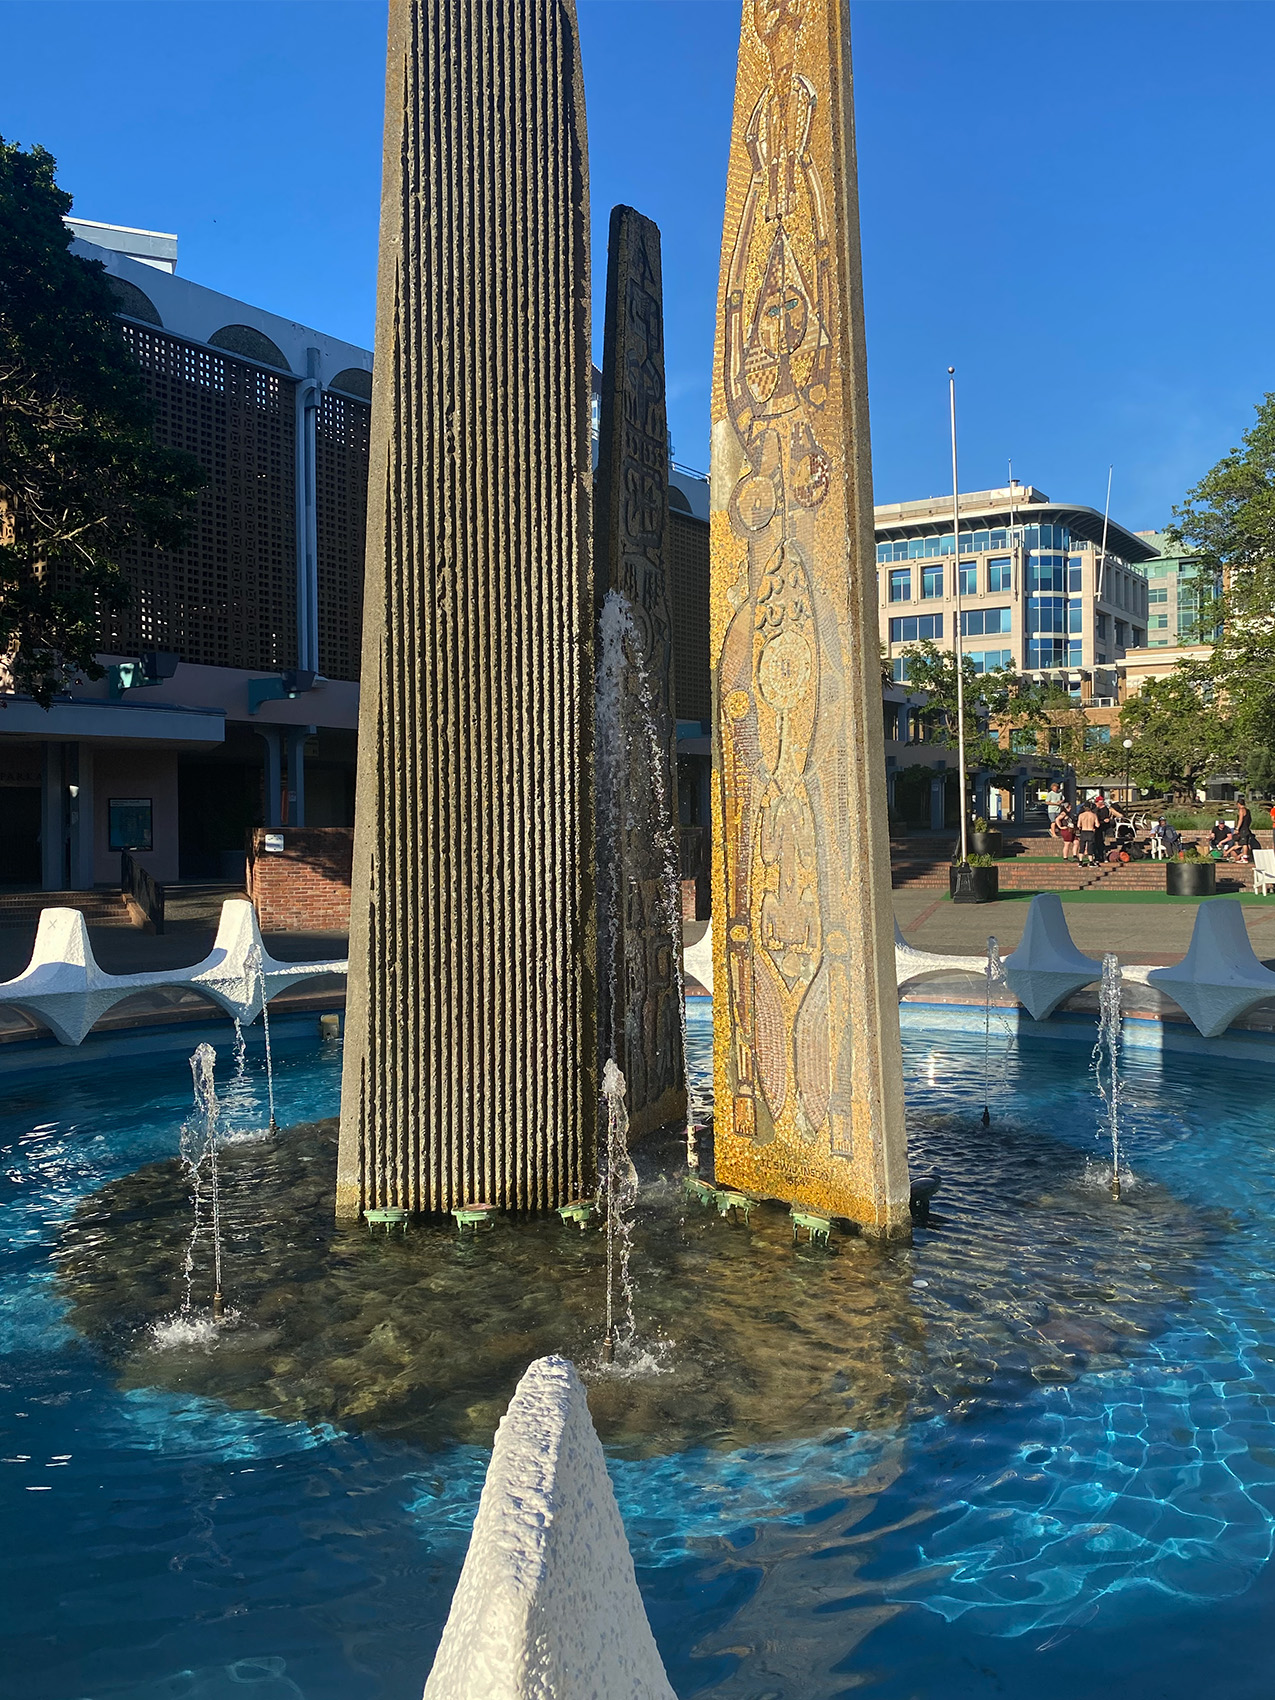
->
[[876, 484, 1158, 692]]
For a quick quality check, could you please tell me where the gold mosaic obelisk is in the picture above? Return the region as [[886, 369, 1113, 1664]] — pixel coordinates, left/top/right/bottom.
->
[[337, 0, 595, 1218], [594, 205, 686, 1142], [710, 0, 910, 1236]]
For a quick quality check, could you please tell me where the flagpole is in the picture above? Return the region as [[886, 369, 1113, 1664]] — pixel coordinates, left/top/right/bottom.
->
[[949, 367, 969, 865]]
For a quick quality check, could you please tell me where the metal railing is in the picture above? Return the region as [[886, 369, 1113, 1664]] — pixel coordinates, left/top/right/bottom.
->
[[120, 851, 165, 934]]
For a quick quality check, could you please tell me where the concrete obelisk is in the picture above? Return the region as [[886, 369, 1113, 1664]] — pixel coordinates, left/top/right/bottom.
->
[[710, 0, 910, 1237], [594, 205, 686, 1142], [337, 0, 595, 1218]]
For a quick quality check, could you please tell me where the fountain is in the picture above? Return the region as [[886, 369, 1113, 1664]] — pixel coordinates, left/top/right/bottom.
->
[[599, 1060, 639, 1368], [248, 944, 279, 1135], [979, 935, 1017, 1125], [1092, 952, 1126, 1199], [176, 1041, 225, 1322]]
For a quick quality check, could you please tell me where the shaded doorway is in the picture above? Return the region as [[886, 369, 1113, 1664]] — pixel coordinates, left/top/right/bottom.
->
[[0, 787, 42, 885]]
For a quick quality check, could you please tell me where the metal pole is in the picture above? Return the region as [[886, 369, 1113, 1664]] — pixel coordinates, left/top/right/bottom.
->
[[949, 368, 969, 865], [1096, 463, 1113, 604]]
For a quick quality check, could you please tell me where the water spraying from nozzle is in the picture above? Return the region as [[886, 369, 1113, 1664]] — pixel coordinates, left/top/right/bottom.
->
[[600, 1058, 638, 1368], [1092, 952, 1125, 1200], [249, 944, 279, 1133]]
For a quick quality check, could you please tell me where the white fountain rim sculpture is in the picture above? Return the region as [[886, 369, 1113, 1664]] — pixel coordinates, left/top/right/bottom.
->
[[1001, 892, 1105, 1021], [0, 900, 347, 1046], [423, 1354, 675, 1700]]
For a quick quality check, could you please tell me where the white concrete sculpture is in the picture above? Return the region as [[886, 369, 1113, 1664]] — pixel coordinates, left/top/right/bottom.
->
[[1001, 893, 1103, 1020], [1138, 898, 1275, 1038], [423, 1355, 675, 1700], [893, 920, 986, 989], [682, 926, 713, 996], [0, 900, 347, 1046]]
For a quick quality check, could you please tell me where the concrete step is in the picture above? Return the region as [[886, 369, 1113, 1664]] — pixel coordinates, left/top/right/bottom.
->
[[0, 888, 128, 928]]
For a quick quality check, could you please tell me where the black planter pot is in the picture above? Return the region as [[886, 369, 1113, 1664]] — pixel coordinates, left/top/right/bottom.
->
[[969, 831, 1003, 858], [1166, 860, 1216, 897], [950, 863, 999, 904]]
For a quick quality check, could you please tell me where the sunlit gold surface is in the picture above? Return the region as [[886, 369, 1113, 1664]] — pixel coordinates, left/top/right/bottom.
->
[[710, 0, 909, 1232]]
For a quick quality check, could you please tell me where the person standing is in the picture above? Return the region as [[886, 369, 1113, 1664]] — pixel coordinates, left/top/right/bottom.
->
[[1076, 800, 1100, 867], [1053, 801, 1077, 861], [1091, 791, 1110, 864], [1046, 783, 1064, 826]]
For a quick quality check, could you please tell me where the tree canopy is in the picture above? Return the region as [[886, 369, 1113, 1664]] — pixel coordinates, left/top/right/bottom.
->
[[0, 136, 204, 706], [894, 640, 1084, 773], [1116, 662, 1233, 801], [1171, 393, 1275, 771]]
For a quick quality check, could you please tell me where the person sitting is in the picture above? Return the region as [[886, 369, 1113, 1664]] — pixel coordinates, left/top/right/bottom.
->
[[1208, 819, 1231, 855], [1151, 817, 1181, 857]]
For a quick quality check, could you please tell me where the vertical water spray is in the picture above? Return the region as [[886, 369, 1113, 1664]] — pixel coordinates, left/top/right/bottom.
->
[[600, 1059, 638, 1367], [981, 935, 1001, 1125], [595, 592, 631, 1075], [249, 944, 279, 1134], [1092, 952, 1125, 1200], [179, 1042, 224, 1318]]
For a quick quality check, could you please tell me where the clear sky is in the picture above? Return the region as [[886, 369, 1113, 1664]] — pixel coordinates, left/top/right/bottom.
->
[[4, 1, 1274, 531]]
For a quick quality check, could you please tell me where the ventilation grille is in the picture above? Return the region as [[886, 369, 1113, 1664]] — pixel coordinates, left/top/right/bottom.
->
[[315, 389, 370, 680], [101, 324, 298, 670]]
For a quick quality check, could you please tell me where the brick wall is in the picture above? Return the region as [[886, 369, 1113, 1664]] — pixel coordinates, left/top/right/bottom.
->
[[249, 827, 352, 933]]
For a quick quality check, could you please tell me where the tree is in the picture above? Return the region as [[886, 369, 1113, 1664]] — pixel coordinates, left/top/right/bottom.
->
[[895, 640, 1083, 773], [1171, 393, 1275, 769], [0, 137, 204, 706], [1115, 662, 1232, 801]]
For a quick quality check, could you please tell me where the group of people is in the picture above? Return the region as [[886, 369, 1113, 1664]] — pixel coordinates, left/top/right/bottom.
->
[[1046, 790, 1269, 866], [1048, 790, 1129, 865]]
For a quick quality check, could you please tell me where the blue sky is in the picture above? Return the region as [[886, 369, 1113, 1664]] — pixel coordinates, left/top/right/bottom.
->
[[4, 1, 1274, 529]]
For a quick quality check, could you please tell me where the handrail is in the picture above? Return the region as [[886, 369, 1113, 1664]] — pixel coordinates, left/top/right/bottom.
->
[[120, 851, 165, 934]]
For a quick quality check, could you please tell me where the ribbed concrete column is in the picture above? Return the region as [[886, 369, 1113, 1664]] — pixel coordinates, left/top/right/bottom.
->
[[337, 0, 595, 1217], [710, 0, 910, 1237], [593, 205, 686, 1142]]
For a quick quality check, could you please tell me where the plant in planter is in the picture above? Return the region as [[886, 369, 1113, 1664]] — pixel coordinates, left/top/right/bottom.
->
[[968, 815, 1003, 858], [950, 851, 999, 904], [1167, 841, 1216, 896]]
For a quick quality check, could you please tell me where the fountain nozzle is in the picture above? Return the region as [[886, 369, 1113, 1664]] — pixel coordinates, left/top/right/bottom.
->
[[980, 1106, 990, 1126], [212, 1290, 224, 1320], [602, 1331, 615, 1365]]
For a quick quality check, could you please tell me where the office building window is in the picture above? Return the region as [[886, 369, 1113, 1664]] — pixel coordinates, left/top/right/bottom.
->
[[1069, 557, 1083, 591], [922, 565, 944, 599], [1085, 726, 1112, 748], [1148, 585, 1168, 603], [1148, 561, 1169, 576], [1131, 628, 1144, 647], [959, 563, 977, 596], [1023, 524, 1071, 550], [965, 649, 1013, 674], [1029, 554, 1066, 592], [890, 614, 943, 643], [891, 657, 910, 683], [1150, 613, 1170, 629], [1069, 638, 1083, 665], [961, 606, 1012, 637], [1011, 728, 1039, 754], [1068, 603, 1083, 633], [1028, 595, 1067, 635], [889, 567, 911, 602], [1095, 612, 1109, 639], [987, 557, 1011, 592], [1096, 652, 1107, 664], [1028, 637, 1068, 666], [1115, 619, 1128, 646]]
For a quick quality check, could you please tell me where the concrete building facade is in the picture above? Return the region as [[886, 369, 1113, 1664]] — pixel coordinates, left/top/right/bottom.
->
[[0, 222, 371, 892]]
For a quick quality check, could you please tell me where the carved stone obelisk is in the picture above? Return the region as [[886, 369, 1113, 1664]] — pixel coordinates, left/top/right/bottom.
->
[[594, 205, 686, 1143], [337, 0, 595, 1218], [710, 0, 910, 1236]]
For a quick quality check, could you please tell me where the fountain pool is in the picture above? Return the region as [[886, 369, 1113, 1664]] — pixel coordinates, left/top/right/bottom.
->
[[4, 1007, 1275, 1699]]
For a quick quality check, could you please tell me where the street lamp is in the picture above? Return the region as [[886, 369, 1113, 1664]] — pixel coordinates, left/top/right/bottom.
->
[[1123, 737, 1134, 806]]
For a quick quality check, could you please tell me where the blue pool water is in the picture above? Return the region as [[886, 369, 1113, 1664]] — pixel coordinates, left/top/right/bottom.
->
[[3, 1009, 1275, 1697]]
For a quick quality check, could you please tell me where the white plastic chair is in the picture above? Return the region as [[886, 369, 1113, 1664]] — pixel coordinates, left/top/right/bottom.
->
[[1253, 848, 1275, 896], [1146, 898, 1275, 1037], [1001, 893, 1103, 1020]]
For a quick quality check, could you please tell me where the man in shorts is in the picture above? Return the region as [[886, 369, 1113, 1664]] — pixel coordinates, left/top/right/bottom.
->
[[1076, 800, 1100, 867]]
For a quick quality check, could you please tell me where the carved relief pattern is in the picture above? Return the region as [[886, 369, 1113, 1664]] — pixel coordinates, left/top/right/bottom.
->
[[711, 0, 910, 1229]]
